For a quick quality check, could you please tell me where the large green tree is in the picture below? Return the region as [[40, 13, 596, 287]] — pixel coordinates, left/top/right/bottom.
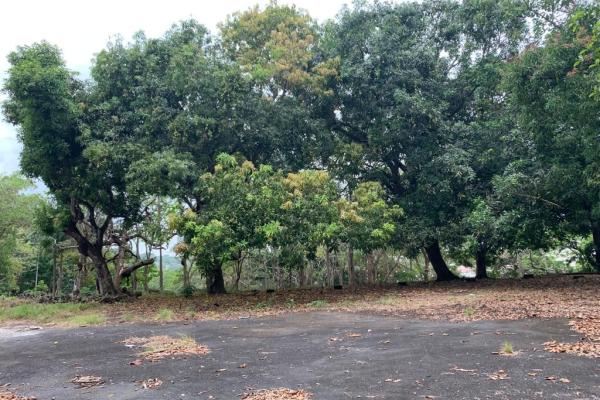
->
[[323, 1, 476, 280], [503, 20, 600, 270]]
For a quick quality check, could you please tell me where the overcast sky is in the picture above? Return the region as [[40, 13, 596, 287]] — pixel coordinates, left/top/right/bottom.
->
[[0, 0, 350, 176]]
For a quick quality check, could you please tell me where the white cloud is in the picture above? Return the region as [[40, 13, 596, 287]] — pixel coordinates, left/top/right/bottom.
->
[[0, 0, 350, 175]]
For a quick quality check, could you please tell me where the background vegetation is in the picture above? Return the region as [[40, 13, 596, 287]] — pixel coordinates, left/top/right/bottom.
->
[[1, 0, 599, 298]]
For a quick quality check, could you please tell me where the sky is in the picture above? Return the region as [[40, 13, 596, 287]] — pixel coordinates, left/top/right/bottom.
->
[[0, 0, 349, 176]]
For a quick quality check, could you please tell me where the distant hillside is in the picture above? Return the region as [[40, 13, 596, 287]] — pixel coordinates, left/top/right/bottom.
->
[[157, 254, 181, 270]]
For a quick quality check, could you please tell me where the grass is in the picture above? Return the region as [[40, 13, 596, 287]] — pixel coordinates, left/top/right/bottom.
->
[[155, 308, 174, 321], [502, 340, 514, 354], [67, 313, 106, 326], [0, 302, 96, 323], [0, 302, 105, 327], [464, 306, 476, 317], [308, 299, 328, 308]]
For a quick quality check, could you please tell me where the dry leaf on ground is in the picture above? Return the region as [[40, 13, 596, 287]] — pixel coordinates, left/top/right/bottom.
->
[[544, 340, 600, 358], [241, 388, 313, 400], [486, 370, 509, 380], [121, 335, 209, 362], [0, 384, 36, 400], [71, 375, 104, 388], [137, 378, 163, 389]]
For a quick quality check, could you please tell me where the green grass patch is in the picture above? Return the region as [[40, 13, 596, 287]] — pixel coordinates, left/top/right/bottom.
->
[[155, 308, 174, 321], [463, 306, 476, 317], [502, 340, 514, 354], [308, 299, 328, 308], [67, 313, 106, 326], [0, 302, 96, 323]]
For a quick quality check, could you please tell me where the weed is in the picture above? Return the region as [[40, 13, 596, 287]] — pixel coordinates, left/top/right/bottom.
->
[[68, 313, 105, 326], [284, 298, 296, 309], [502, 340, 514, 354], [308, 299, 328, 308], [0, 303, 94, 323], [155, 308, 174, 321]]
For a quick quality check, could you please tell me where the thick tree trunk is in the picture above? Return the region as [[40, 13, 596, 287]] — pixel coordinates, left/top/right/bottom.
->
[[206, 263, 226, 294], [475, 243, 488, 279], [89, 251, 120, 297], [347, 245, 355, 288], [424, 241, 459, 281], [592, 221, 600, 272], [113, 240, 126, 289]]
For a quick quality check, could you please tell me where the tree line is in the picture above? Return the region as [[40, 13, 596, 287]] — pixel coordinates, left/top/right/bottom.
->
[[2, 0, 599, 297]]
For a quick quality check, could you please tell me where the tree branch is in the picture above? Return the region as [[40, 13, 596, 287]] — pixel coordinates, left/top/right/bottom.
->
[[119, 258, 155, 279]]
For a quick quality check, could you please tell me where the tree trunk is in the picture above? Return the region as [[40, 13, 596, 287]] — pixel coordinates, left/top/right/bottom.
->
[[367, 252, 375, 285], [234, 250, 243, 291], [325, 248, 333, 287], [299, 264, 306, 288], [72, 254, 86, 300], [51, 242, 57, 297], [421, 249, 430, 281], [56, 251, 64, 297], [113, 240, 126, 290], [424, 241, 459, 281], [143, 243, 151, 292], [206, 263, 226, 294], [475, 243, 488, 279], [182, 254, 190, 290], [592, 221, 600, 272], [89, 251, 120, 297], [159, 246, 164, 292], [347, 245, 355, 288]]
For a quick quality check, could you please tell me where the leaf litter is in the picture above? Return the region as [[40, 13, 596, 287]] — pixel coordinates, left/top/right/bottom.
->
[[544, 317, 600, 358], [121, 335, 209, 363], [241, 388, 313, 400], [0, 384, 36, 400]]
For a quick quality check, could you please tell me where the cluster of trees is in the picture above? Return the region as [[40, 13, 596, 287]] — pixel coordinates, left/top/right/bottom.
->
[[2, 0, 599, 297]]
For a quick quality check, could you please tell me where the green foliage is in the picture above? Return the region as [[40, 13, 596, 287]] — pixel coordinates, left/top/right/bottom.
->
[[3, 0, 599, 294], [0, 174, 41, 292]]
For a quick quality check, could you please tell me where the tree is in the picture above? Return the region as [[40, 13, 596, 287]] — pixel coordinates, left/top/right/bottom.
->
[[503, 21, 600, 270], [219, 2, 336, 170], [339, 182, 402, 285], [172, 154, 285, 294], [0, 174, 40, 292], [323, 1, 477, 280], [571, 3, 600, 97], [3, 43, 153, 297]]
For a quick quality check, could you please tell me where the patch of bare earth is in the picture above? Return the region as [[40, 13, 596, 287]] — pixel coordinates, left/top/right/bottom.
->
[[122, 335, 209, 362], [544, 317, 600, 358], [241, 388, 313, 400], [0, 385, 36, 400]]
